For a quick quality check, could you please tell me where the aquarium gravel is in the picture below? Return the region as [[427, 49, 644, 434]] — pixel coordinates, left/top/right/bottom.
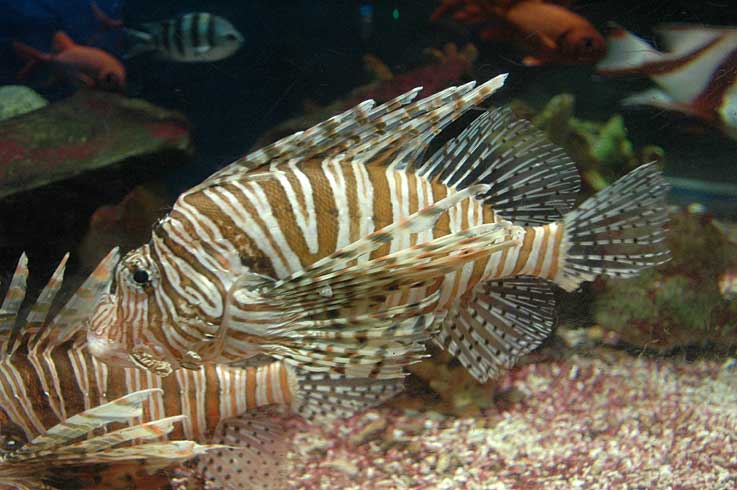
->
[[284, 352, 737, 490]]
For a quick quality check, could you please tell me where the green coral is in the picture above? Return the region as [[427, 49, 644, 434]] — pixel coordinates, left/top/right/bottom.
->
[[593, 212, 737, 351]]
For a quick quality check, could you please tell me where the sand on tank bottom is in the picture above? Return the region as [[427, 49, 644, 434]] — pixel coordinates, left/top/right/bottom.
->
[[287, 350, 737, 490]]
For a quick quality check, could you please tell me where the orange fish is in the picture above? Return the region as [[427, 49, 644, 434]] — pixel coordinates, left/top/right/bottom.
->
[[13, 31, 126, 92], [432, 0, 606, 66]]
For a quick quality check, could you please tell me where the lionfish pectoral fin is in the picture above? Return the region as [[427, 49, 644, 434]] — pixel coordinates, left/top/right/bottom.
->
[[437, 277, 557, 383], [290, 365, 405, 421], [7, 389, 215, 487], [199, 407, 291, 490], [556, 162, 670, 292], [248, 223, 517, 379], [415, 106, 582, 226]]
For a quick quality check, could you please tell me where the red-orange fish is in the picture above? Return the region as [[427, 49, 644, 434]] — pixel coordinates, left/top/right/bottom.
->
[[13, 31, 126, 92], [432, 0, 606, 66]]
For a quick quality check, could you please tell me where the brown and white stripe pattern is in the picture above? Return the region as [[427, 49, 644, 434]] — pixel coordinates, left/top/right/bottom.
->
[[0, 339, 295, 444], [111, 155, 565, 365]]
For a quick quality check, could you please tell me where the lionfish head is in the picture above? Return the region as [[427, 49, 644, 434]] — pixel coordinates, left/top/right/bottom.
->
[[88, 245, 175, 370]]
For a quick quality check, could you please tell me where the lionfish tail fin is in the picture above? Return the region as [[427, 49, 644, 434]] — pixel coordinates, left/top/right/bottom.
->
[[555, 162, 670, 292]]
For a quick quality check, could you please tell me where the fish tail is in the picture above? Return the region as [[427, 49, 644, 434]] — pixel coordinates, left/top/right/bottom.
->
[[554, 162, 671, 292], [123, 28, 156, 59], [596, 23, 663, 75], [12, 41, 52, 78]]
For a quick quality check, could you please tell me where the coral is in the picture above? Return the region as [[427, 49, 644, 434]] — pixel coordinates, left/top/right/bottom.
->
[[283, 351, 737, 489], [388, 347, 498, 417], [0, 85, 47, 121], [592, 210, 737, 352], [510, 95, 664, 193]]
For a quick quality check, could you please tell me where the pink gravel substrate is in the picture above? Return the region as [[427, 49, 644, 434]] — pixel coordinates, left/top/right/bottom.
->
[[287, 352, 737, 490]]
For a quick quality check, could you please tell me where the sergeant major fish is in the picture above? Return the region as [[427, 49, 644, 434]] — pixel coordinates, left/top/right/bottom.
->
[[124, 12, 244, 62], [87, 74, 670, 384], [0, 252, 400, 489]]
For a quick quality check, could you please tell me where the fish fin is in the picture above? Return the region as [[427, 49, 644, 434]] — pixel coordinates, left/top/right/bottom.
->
[[231, 222, 516, 378], [31, 248, 118, 355], [653, 23, 728, 54], [416, 106, 581, 226], [8, 389, 216, 488], [199, 408, 290, 490], [0, 253, 29, 356], [91, 2, 124, 31], [52, 31, 76, 52], [291, 366, 404, 420], [437, 277, 556, 382], [19, 389, 163, 452], [554, 162, 670, 292], [123, 28, 156, 59], [10, 253, 68, 353], [596, 23, 663, 75], [621, 88, 706, 118], [522, 56, 544, 66], [196, 75, 507, 190], [76, 72, 96, 88], [12, 42, 51, 78], [222, 190, 517, 378]]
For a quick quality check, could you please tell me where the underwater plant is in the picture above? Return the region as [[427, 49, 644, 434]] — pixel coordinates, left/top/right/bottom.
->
[[593, 210, 737, 352]]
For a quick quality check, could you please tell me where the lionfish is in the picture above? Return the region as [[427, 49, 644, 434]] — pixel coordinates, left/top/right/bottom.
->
[[88, 73, 670, 383], [0, 252, 401, 489]]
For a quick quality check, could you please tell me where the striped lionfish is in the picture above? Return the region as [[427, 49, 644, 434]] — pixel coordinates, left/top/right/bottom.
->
[[88, 74, 670, 384], [0, 252, 401, 489]]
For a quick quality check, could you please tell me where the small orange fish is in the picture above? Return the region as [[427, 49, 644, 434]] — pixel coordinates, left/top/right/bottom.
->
[[13, 31, 126, 92], [432, 0, 606, 66]]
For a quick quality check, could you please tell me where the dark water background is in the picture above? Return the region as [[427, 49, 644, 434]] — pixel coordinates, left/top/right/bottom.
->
[[1, 0, 736, 200]]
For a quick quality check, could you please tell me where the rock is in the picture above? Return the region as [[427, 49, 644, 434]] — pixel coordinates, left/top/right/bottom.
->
[[0, 89, 191, 199], [0, 85, 47, 121], [0, 89, 192, 289], [321, 457, 359, 477], [349, 416, 388, 445]]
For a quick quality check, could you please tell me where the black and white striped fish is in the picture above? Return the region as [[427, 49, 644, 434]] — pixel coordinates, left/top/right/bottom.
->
[[125, 12, 244, 62]]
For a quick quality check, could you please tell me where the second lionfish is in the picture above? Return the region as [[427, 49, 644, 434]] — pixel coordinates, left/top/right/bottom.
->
[[89, 74, 670, 383], [0, 252, 400, 490]]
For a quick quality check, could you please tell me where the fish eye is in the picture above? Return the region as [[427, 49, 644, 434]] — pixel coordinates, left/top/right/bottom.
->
[[133, 269, 150, 285], [224, 33, 240, 41], [2, 437, 20, 452], [580, 37, 594, 51], [0, 424, 26, 453]]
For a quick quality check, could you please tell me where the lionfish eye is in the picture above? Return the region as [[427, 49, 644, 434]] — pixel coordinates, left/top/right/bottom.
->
[[2, 437, 19, 451], [133, 269, 150, 285], [581, 37, 594, 51]]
